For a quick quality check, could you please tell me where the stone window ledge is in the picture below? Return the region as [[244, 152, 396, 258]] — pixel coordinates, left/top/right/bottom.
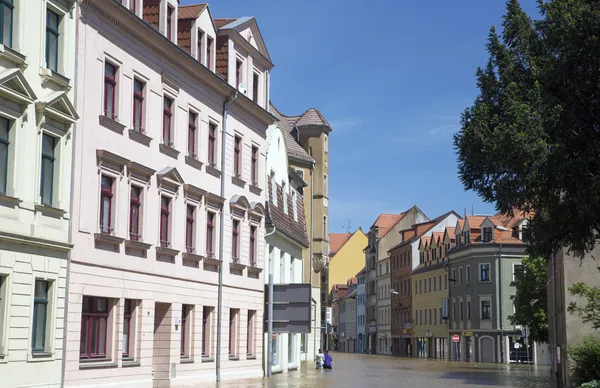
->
[[206, 165, 221, 178], [99, 115, 126, 135], [129, 129, 152, 146], [185, 155, 203, 170]]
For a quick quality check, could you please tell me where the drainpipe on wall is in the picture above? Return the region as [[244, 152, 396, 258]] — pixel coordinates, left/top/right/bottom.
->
[[499, 244, 505, 364], [216, 90, 238, 383], [265, 226, 276, 377], [309, 160, 316, 358], [61, 5, 80, 386]]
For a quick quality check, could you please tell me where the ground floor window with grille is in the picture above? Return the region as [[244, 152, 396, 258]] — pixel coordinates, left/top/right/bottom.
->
[[80, 296, 110, 359]]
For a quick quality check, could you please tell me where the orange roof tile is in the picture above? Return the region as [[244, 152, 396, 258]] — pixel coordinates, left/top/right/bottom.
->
[[372, 213, 407, 238], [431, 232, 444, 244], [444, 227, 456, 241], [465, 216, 488, 229], [178, 4, 207, 19], [329, 233, 352, 255], [419, 236, 431, 249]]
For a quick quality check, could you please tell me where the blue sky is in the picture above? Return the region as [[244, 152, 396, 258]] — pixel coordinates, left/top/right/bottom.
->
[[182, 0, 539, 232]]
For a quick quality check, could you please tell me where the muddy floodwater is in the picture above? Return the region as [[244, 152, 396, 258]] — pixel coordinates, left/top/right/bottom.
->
[[210, 352, 553, 388]]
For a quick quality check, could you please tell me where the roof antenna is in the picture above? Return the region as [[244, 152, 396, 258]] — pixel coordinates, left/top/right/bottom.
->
[[342, 220, 352, 233]]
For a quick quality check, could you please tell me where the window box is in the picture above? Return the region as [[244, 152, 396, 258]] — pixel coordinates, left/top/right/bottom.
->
[[159, 142, 180, 159], [185, 155, 203, 170], [182, 252, 204, 262], [128, 128, 152, 147], [124, 239, 152, 257], [231, 175, 246, 188], [98, 115, 125, 135], [206, 164, 221, 178]]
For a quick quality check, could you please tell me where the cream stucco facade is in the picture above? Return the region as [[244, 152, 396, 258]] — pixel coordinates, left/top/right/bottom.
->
[[63, 2, 272, 387], [0, 0, 78, 387]]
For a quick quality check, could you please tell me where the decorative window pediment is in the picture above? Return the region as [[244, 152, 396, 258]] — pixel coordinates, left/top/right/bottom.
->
[[229, 194, 250, 218], [127, 161, 155, 184], [96, 149, 129, 175], [205, 192, 225, 210], [156, 166, 184, 195], [249, 201, 265, 221], [184, 183, 206, 204], [36, 91, 79, 124], [0, 68, 37, 105]]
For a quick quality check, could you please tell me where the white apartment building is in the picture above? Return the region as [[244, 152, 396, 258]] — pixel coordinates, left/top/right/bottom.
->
[[262, 123, 309, 373], [64, 1, 273, 387], [0, 0, 78, 387]]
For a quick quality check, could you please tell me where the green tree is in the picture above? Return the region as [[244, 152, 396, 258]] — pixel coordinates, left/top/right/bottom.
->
[[509, 256, 549, 343], [568, 267, 600, 330], [453, 0, 600, 259]]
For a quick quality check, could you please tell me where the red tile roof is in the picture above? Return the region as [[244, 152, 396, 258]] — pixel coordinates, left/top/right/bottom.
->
[[372, 213, 407, 238], [270, 103, 314, 164], [295, 108, 330, 127], [178, 4, 207, 19], [329, 233, 352, 255]]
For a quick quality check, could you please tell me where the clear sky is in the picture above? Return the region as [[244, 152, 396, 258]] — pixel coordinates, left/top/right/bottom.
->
[[181, 0, 539, 233]]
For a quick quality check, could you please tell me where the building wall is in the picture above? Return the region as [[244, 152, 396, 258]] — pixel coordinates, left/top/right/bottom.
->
[[0, 0, 78, 386], [376, 257, 391, 354], [548, 245, 600, 388], [356, 275, 366, 353], [64, 3, 268, 386], [328, 230, 367, 288]]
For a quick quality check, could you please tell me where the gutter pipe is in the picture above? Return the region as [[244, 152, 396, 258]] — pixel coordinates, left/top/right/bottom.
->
[[265, 226, 277, 377], [216, 90, 238, 383]]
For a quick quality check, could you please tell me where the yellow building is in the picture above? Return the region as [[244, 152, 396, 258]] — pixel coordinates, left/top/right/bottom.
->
[[411, 232, 450, 359], [326, 228, 368, 292]]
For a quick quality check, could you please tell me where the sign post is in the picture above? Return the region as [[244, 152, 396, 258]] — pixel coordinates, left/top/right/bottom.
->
[[452, 334, 460, 343]]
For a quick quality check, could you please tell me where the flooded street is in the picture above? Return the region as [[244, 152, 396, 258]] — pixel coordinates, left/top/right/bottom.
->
[[214, 353, 553, 388]]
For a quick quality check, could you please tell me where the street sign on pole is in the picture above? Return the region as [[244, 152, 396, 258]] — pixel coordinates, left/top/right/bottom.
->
[[452, 334, 460, 343], [325, 307, 332, 325], [521, 326, 529, 338]]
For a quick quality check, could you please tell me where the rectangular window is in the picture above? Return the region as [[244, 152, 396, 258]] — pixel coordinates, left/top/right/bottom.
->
[[160, 196, 170, 247], [434, 308, 437, 325], [452, 302, 456, 321], [188, 111, 197, 158], [123, 299, 133, 358], [433, 277, 437, 292], [40, 134, 55, 206], [0, 117, 9, 194], [323, 216, 327, 239], [232, 219, 240, 261], [208, 123, 216, 166], [467, 300, 471, 320], [251, 146, 258, 185], [444, 274, 448, 289], [186, 205, 195, 253], [104, 62, 117, 119], [181, 304, 192, 358], [229, 308, 238, 357], [459, 267, 463, 284], [132, 79, 144, 132], [46, 9, 60, 71], [459, 301, 464, 320], [197, 29, 203, 62], [99, 176, 113, 234], [202, 306, 212, 357], [235, 59, 242, 87], [162, 96, 173, 146], [451, 269, 456, 286], [480, 264, 490, 281], [32, 280, 49, 353], [206, 36, 213, 69], [206, 211, 215, 258], [324, 174, 328, 197], [166, 6, 174, 40], [80, 296, 109, 359], [466, 265, 471, 283], [513, 264, 524, 281], [429, 277, 432, 292], [129, 186, 141, 240], [0, 0, 13, 47], [483, 227, 493, 242], [249, 225, 257, 266], [481, 300, 491, 320], [247, 310, 255, 356], [129, 0, 136, 12], [252, 72, 259, 102], [234, 135, 241, 177]]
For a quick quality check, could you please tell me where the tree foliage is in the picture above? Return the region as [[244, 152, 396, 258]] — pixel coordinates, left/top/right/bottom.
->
[[454, 0, 600, 258], [568, 267, 600, 330], [509, 256, 548, 343]]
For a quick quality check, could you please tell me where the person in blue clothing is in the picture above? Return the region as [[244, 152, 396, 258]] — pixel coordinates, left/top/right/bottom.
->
[[323, 349, 333, 370]]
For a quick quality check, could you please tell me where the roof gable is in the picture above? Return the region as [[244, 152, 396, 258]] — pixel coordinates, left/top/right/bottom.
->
[[216, 17, 271, 63], [329, 233, 352, 255], [156, 166, 184, 185]]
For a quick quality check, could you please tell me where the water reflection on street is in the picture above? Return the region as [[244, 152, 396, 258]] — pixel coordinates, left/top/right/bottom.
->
[[214, 353, 552, 388]]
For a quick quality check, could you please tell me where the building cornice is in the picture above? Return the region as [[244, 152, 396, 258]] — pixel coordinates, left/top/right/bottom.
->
[[0, 231, 73, 252]]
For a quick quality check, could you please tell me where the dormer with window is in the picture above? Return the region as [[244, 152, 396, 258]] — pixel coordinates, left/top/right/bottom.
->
[[143, 0, 178, 43], [480, 218, 496, 243], [176, 4, 217, 72], [214, 17, 273, 109]]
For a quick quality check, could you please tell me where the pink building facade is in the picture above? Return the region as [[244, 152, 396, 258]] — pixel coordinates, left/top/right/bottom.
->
[[64, 1, 273, 386]]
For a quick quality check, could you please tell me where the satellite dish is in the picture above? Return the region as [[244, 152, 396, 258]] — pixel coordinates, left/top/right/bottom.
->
[[238, 82, 246, 94]]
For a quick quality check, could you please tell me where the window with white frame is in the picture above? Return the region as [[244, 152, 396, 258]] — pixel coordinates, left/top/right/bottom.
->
[[197, 28, 204, 63], [132, 78, 145, 132], [0, 274, 7, 355], [162, 96, 174, 146], [513, 263, 524, 282], [80, 296, 111, 360], [122, 299, 137, 360], [185, 205, 196, 253], [0, 0, 14, 48], [206, 211, 216, 258], [202, 306, 213, 358], [104, 61, 118, 120], [229, 308, 239, 358], [129, 185, 142, 241], [45, 8, 61, 72], [0, 117, 11, 195], [232, 219, 240, 262], [40, 133, 57, 206], [480, 263, 491, 282], [466, 265, 471, 283], [181, 304, 192, 360], [483, 227, 493, 242], [159, 195, 172, 247], [459, 267, 463, 284], [247, 310, 255, 356], [32, 279, 52, 354], [99, 175, 114, 234], [481, 298, 491, 320]]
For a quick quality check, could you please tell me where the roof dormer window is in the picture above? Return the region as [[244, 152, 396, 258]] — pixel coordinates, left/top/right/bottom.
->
[[483, 227, 493, 242], [166, 5, 174, 41], [236, 59, 243, 89]]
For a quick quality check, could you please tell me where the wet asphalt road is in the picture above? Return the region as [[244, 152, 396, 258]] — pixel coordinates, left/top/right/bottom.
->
[[213, 352, 553, 388]]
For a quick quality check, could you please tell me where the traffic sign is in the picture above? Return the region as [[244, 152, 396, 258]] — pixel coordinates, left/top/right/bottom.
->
[[521, 326, 529, 338], [452, 334, 460, 343]]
